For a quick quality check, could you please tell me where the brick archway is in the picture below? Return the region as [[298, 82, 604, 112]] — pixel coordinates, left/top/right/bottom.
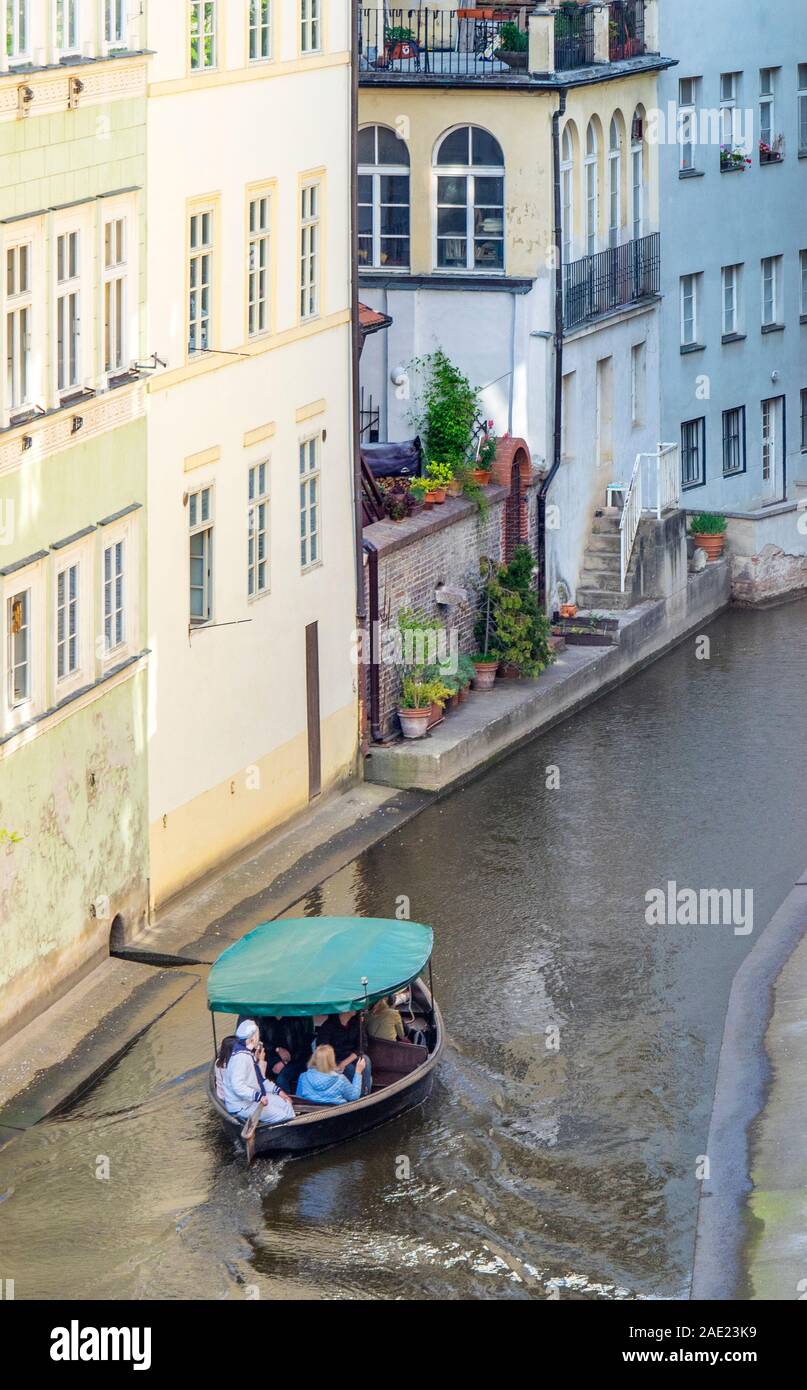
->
[[492, 437, 531, 561]]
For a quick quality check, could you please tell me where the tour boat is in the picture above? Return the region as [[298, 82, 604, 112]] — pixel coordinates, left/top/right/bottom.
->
[[206, 916, 443, 1159]]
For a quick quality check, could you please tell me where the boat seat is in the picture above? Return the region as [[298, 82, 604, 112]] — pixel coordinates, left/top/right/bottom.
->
[[368, 1037, 428, 1091]]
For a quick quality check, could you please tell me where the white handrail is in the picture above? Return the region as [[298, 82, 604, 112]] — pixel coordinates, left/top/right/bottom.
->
[[619, 442, 680, 591]]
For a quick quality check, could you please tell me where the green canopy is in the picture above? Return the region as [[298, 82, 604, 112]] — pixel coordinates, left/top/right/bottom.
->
[[206, 916, 434, 1018]]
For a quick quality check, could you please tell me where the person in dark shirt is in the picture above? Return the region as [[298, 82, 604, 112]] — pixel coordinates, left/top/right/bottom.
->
[[245, 1016, 313, 1095], [313, 1011, 372, 1095]]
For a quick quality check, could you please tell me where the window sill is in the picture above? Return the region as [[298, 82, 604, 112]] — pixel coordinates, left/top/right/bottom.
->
[[761, 322, 785, 334], [722, 469, 746, 479], [721, 332, 746, 345], [301, 559, 324, 576], [681, 480, 706, 492], [720, 164, 749, 174], [760, 156, 785, 166], [680, 342, 706, 355], [679, 168, 704, 179]]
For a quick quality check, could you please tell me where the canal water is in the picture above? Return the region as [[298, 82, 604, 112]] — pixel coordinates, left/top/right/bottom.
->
[[2, 601, 806, 1301]]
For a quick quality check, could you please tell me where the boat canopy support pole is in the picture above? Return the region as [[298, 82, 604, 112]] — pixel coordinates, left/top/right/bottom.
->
[[210, 1010, 218, 1058], [428, 960, 435, 1023]]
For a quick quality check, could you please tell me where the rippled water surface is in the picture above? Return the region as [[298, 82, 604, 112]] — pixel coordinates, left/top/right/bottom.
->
[[2, 602, 807, 1300]]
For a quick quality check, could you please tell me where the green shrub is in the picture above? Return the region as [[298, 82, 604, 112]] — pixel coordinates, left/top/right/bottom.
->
[[690, 512, 727, 535], [474, 545, 555, 676], [411, 350, 480, 472], [497, 22, 528, 53]]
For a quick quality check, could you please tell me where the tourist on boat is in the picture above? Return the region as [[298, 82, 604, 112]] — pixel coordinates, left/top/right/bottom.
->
[[366, 995, 406, 1042], [258, 1015, 313, 1094], [296, 1045, 366, 1105], [314, 1011, 373, 1095], [222, 1019, 295, 1125], [214, 1035, 237, 1099]]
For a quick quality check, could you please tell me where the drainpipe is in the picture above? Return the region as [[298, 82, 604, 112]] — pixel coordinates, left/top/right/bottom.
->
[[351, 0, 366, 626], [537, 89, 566, 612], [362, 537, 384, 744]]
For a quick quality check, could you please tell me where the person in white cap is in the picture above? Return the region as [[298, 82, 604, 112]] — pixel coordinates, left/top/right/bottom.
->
[[221, 1019, 294, 1125]]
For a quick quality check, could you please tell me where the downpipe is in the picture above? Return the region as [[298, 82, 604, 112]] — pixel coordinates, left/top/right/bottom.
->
[[538, 90, 566, 612], [362, 537, 384, 744]]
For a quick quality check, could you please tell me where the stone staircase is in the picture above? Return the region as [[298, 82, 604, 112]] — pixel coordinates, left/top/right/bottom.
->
[[576, 510, 638, 610]]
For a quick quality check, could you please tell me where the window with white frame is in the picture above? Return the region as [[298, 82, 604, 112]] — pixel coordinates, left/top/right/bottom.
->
[[630, 341, 646, 427], [190, 1, 217, 71], [358, 125, 410, 271], [761, 255, 781, 327], [584, 120, 598, 256], [6, 585, 31, 709], [681, 417, 705, 489], [720, 72, 741, 148], [680, 273, 700, 347], [678, 78, 699, 171], [759, 68, 776, 154], [6, 241, 32, 418], [188, 207, 213, 354], [103, 217, 127, 374], [721, 263, 743, 336], [249, 0, 271, 61], [799, 64, 807, 155], [105, 0, 127, 47], [560, 125, 574, 263], [55, 229, 81, 396], [300, 181, 320, 319], [55, 559, 80, 681], [248, 192, 271, 337], [55, 0, 80, 54], [300, 0, 320, 53], [434, 126, 504, 272], [608, 117, 621, 249], [103, 535, 126, 652], [247, 461, 269, 598], [800, 249, 807, 317], [631, 109, 644, 241], [188, 485, 213, 625], [722, 406, 745, 476], [299, 436, 320, 569], [761, 399, 776, 482], [6, 0, 29, 61]]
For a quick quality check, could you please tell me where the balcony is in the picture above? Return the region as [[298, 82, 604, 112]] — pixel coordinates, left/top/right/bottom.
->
[[357, 7, 528, 80], [554, 3, 595, 71], [607, 0, 646, 62], [563, 233, 660, 331]]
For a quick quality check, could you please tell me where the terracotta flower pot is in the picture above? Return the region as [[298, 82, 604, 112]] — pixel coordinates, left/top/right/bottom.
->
[[559, 603, 577, 619], [447, 479, 463, 497], [472, 660, 499, 692], [424, 490, 440, 507], [398, 707, 431, 739], [472, 469, 493, 486], [692, 533, 726, 561], [499, 662, 522, 679], [432, 487, 447, 504]]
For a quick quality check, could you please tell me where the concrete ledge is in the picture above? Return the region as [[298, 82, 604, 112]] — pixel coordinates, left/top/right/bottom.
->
[[365, 562, 731, 793]]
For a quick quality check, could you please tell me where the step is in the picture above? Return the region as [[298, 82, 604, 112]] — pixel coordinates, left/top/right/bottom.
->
[[575, 586, 636, 610], [581, 551, 622, 575], [591, 513, 622, 535], [579, 566, 626, 589], [586, 533, 622, 555]]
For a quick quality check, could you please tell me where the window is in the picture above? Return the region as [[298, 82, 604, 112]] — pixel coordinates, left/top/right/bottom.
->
[[722, 263, 743, 336], [6, 241, 32, 417], [190, 1, 217, 71], [103, 218, 126, 374], [299, 436, 320, 569], [6, 0, 29, 61], [435, 126, 504, 272], [680, 273, 699, 347], [247, 462, 269, 597], [248, 192, 271, 337], [300, 181, 320, 319], [300, 0, 320, 53], [722, 406, 745, 476], [188, 207, 213, 354], [631, 109, 644, 240], [103, 537, 125, 651], [56, 230, 81, 396], [561, 371, 576, 460], [55, 0, 80, 53], [249, 0, 271, 60], [759, 68, 775, 152], [720, 72, 741, 147], [801, 387, 807, 451], [189, 486, 213, 625], [584, 121, 598, 256], [358, 125, 410, 270], [681, 417, 706, 489], [56, 561, 79, 680], [761, 255, 781, 327], [7, 587, 30, 708], [105, 0, 127, 46], [799, 64, 807, 155], [761, 399, 776, 483], [679, 78, 699, 171], [608, 117, 621, 249], [800, 250, 807, 317], [630, 341, 646, 427], [560, 125, 574, 263]]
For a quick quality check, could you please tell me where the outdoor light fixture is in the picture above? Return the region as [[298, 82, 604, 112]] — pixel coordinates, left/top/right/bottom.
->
[[71, 416, 84, 434], [21, 435, 33, 452]]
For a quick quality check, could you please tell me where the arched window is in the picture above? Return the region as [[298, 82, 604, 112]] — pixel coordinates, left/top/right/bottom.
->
[[358, 125, 410, 270], [585, 121, 599, 256], [434, 126, 504, 272], [631, 108, 645, 241], [561, 125, 574, 263], [608, 116, 622, 249]]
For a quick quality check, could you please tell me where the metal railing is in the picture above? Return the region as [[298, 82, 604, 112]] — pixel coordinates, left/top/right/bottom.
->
[[358, 7, 528, 79], [619, 443, 680, 591], [563, 232, 660, 331], [554, 3, 595, 71], [608, 0, 646, 61]]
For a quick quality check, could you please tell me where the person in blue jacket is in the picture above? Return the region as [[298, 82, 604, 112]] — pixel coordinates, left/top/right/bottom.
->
[[296, 1045, 368, 1105]]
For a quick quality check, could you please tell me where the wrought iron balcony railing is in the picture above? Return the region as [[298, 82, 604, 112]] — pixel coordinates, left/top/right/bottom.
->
[[554, 3, 595, 72], [563, 233, 660, 331], [357, 7, 528, 79], [608, 0, 646, 61]]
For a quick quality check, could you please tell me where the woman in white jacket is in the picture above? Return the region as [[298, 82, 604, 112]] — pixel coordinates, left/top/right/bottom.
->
[[221, 1019, 294, 1125]]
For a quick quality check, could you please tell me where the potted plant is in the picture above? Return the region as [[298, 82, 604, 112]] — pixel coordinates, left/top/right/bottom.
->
[[690, 512, 727, 561], [384, 24, 417, 62], [471, 557, 501, 690], [397, 676, 432, 739], [425, 459, 454, 502], [410, 476, 440, 509], [380, 477, 418, 522], [457, 653, 476, 702], [720, 145, 751, 171], [473, 432, 497, 485], [493, 545, 555, 677], [494, 21, 528, 70], [410, 350, 480, 480]]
